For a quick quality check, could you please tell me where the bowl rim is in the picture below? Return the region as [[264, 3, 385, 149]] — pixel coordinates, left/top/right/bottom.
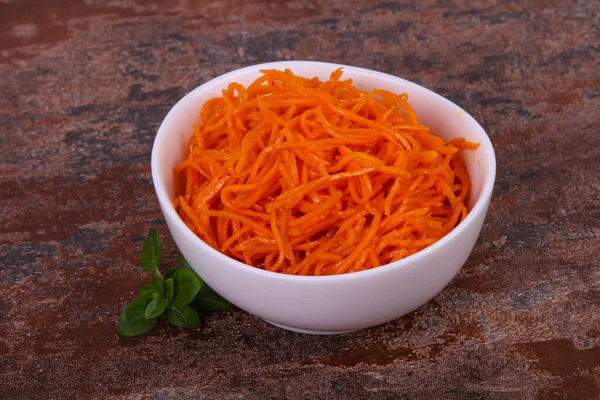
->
[[151, 60, 496, 282]]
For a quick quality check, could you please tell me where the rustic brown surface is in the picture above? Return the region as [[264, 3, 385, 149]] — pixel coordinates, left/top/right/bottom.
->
[[1, 0, 599, 399]]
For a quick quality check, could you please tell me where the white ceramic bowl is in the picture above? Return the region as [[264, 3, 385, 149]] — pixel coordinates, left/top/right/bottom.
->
[[151, 61, 496, 334]]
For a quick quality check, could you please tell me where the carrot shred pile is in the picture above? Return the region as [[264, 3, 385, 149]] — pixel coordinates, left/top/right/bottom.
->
[[173, 68, 479, 276]]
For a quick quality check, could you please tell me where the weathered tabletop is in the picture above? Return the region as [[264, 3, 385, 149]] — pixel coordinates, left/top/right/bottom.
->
[[1, 0, 599, 399]]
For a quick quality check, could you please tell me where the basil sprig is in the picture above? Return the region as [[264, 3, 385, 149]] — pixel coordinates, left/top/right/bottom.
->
[[118, 228, 231, 337]]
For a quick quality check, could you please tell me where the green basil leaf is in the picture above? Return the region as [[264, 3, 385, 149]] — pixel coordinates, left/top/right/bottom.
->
[[145, 299, 166, 319], [141, 228, 162, 273], [151, 274, 164, 295], [118, 300, 157, 337], [172, 267, 205, 306], [164, 278, 174, 301], [167, 304, 202, 329], [137, 284, 154, 302], [178, 257, 192, 269], [192, 286, 232, 311]]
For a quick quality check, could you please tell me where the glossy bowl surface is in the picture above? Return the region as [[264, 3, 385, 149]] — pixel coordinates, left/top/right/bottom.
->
[[151, 61, 496, 334]]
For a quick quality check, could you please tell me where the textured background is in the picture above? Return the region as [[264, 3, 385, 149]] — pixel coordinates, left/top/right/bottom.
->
[[1, 0, 599, 399]]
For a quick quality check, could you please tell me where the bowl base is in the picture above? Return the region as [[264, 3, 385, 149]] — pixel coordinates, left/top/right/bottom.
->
[[263, 319, 357, 335]]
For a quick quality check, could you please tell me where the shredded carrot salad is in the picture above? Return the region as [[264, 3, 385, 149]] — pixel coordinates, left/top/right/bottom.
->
[[173, 68, 479, 276]]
